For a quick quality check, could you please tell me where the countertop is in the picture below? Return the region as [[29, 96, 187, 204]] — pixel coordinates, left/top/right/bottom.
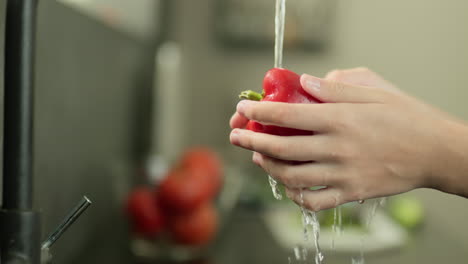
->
[[72, 195, 468, 264]]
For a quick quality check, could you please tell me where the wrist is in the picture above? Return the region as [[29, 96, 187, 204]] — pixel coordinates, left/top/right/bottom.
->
[[427, 120, 468, 197]]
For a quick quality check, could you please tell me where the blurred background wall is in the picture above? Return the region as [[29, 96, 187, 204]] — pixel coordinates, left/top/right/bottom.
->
[[0, 0, 467, 263]]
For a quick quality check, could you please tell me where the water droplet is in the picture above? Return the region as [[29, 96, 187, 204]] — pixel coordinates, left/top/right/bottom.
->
[[379, 197, 387, 206]]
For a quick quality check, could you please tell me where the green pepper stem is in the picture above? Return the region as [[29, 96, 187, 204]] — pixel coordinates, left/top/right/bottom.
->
[[239, 90, 263, 101]]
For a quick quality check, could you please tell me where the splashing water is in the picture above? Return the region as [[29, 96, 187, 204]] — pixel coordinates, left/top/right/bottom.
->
[[333, 207, 337, 233], [299, 191, 324, 264], [358, 238, 365, 264], [365, 198, 386, 227], [355, 198, 387, 263], [366, 202, 379, 227], [272, 1, 326, 263], [310, 211, 324, 264], [300, 192, 309, 241], [268, 175, 282, 200], [379, 197, 387, 206], [338, 206, 343, 232], [294, 246, 301, 260], [301, 246, 308, 261], [293, 245, 308, 261], [331, 208, 336, 250], [352, 256, 365, 264], [266, 0, 287, 201], [331, 206, 343, 249], [353, 238, 365, 264]]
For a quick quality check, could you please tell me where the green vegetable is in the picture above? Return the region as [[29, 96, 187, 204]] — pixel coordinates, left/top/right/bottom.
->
[[388, 196, 424, 229]]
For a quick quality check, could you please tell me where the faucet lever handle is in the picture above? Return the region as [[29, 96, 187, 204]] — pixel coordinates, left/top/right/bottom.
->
[[41, 196, 92, 250]]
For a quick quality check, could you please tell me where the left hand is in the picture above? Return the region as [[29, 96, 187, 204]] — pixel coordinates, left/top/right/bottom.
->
[[229, 73, 463, 211]]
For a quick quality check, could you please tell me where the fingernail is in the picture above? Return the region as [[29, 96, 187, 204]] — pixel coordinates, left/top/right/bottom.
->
[[230, 129, 241, 145], [301, 74, 321, 92], [252, 152, 262, 165], [237, 100, 255, 114]]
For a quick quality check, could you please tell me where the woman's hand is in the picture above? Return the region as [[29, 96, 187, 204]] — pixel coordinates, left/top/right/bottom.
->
[[229, 68, 468, 211], [229, 67, 400, 130]]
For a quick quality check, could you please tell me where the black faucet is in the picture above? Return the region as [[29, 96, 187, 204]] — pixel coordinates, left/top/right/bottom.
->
[[0, 1, 91, 263], [0, 0, 41, 263]]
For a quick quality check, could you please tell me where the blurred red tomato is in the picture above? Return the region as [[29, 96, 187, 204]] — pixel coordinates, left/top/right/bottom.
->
[[180, 147, 223, 199], [169, 203, 218, 246], [158, 167, 216, 213], [180, 147, 222, 184], [126, 187, 165, 238]]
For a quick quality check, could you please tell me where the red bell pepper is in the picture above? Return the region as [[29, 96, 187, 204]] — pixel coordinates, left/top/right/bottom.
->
[[240, 68, 321, 136]]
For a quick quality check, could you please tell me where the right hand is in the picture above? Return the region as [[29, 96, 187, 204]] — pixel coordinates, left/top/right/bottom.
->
[[230, 67, 399, 130], [230, 67, 468, 211]]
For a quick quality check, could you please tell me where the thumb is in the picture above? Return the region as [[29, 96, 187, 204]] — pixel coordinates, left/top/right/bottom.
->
[[300, 74, 388, 103]]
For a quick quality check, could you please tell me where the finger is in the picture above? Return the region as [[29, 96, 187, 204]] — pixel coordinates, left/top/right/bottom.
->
[[255, 154, 340, 188], [325, 67, 403, 94], [325, 68, 378, 87], [236, 100, 336, 132], [230, 129, 333, 161], [230, 112, 249, 129], [285, 187, 344, 211], [300, 74, 391, 103], [325, 67, 377, 85]]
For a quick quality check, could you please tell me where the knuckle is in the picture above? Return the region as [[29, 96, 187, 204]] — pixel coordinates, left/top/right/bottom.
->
[[325, 69, 345, 81], [336, 142, 357, 161], [320, 169, 333, 186], [271, 140, 289, 157], [242, 131, 266, 153], [347, 190, 359, 202], [322, 195, 340, 210], [243, 133, 257, 150], [272, 105, 292, 125], [326, 149, 341, 160], [304, 199, 321, 212], [341, 168, 358, 184], [331, 194, 340, 208], [279, 166, 297, 187], [328, 80, 347, 96], [332, 107, 355, 130], [327, 115, 349, 131], [341, 193, 354, 204], [248, 106, 262, 122], [354, 67, 371, 73], [348, 185, 366, 202], [382, 90, 401, 102], [286, 188, 298, 201], [265, 160, 280, 178]]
